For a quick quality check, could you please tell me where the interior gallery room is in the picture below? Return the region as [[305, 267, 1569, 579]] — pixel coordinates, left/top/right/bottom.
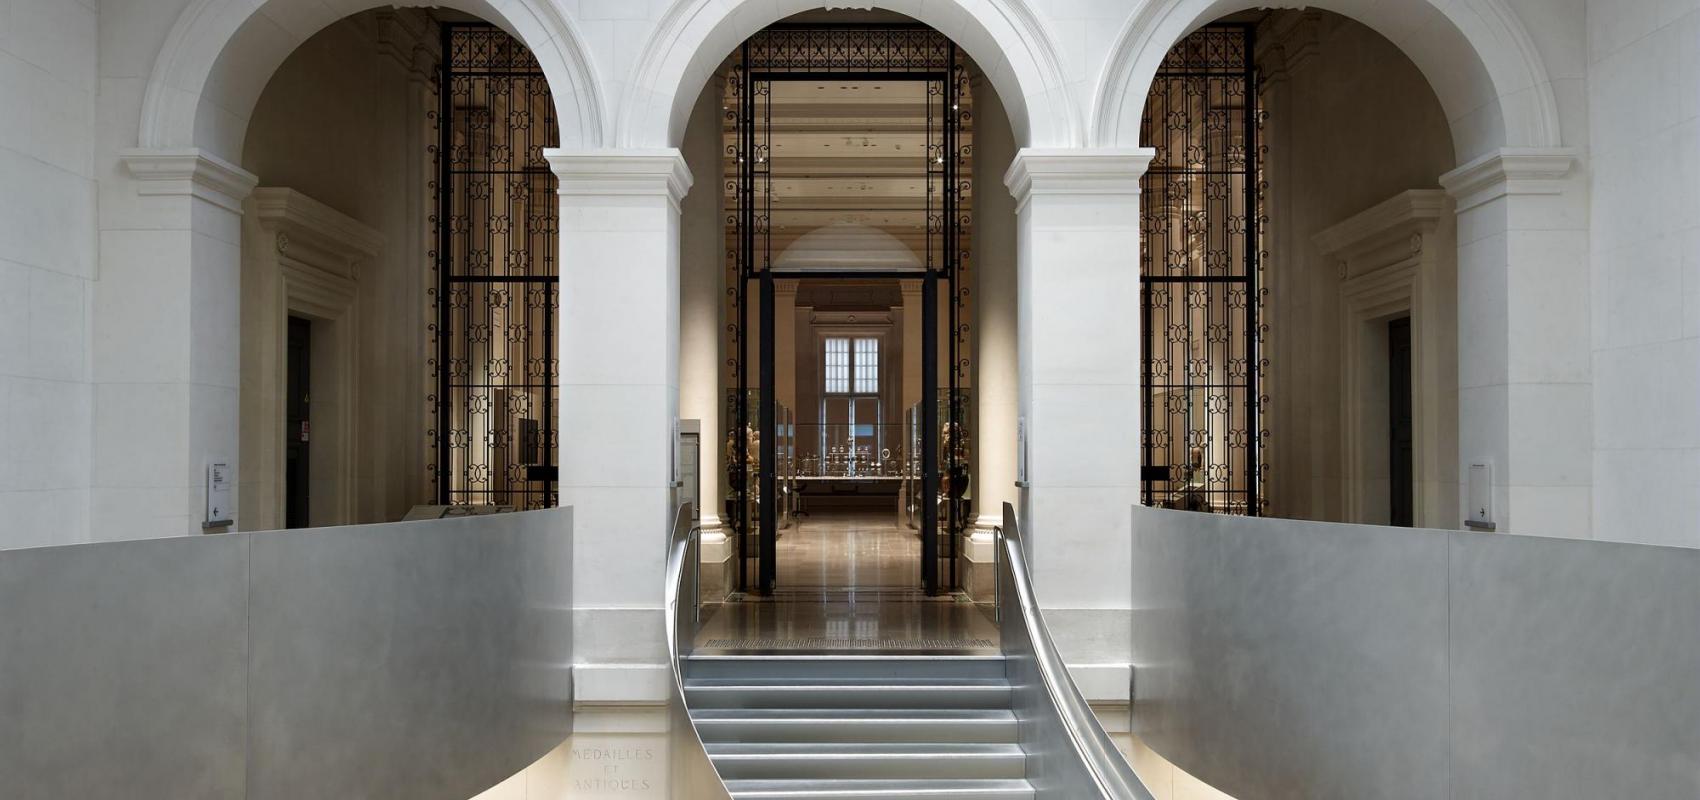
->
[[1, 0, 1698, 798]]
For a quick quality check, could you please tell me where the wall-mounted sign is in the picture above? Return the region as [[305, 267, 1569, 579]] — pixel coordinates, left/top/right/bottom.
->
[[204, 461, 233, 530], [1016, 415, 1029, 487], [1465, 462, 1495, 531]]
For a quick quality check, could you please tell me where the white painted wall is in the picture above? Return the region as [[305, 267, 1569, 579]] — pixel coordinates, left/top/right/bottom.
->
[[1587, 0, 1700, 548], [0, 0, 97, 548]]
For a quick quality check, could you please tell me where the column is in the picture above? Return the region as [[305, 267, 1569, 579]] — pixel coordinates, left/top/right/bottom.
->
[[1003, 148, 1151, 686], [972, 77, 1019, 539], [900, 281, 923, 410], [547, 149, 692, 703], [99, 149, 257, 538], [1440, 149, 1590, 538], [679, 82, 724, 532], [775, 280, 799, 410]]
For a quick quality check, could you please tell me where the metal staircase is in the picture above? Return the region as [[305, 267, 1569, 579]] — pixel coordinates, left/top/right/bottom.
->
[[665, 503, 1154, 799], [685, 654, 1034, 799]]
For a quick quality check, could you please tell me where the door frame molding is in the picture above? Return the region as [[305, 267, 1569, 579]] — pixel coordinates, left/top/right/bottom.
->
[[1317, 189, 1457, 528], [242, 188, 382, 530]]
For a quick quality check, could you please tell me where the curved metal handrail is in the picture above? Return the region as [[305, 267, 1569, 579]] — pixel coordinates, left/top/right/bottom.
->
[[664, 502, 735, 799], [999, 502, 1154, 799]]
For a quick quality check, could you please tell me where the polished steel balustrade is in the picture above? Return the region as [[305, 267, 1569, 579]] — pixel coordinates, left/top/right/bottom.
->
[[998, 502, 1155, 799], [664, 503, 736, 799]]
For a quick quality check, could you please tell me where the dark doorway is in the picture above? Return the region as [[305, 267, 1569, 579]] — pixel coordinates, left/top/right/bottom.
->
[[1388, 317, 1414, 527], [286, 316, 312, 529]]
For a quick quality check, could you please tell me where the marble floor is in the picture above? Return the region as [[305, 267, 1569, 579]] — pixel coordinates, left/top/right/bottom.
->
[[775, 510, 920, 592], [694, 511, 999, 654]]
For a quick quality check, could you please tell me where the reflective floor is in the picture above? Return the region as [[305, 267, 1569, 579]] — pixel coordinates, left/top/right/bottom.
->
[[776, 510, 919, 591], [696, 511, 998, 654]]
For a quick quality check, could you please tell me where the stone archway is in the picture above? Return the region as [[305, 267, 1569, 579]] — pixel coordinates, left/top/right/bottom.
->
[[1092, 0, 1564, 159], [1098, 1, 1589, 539], [138, 0, 605, 160], [104, 0, 604, 539], [616, 0, 1078, 149]]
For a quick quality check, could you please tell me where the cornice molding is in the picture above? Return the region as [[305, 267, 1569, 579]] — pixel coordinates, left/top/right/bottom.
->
[[1003, 148, 1156, 213], [1314, 189, 1451, 262], [1439, 148, 1576, 212], [544, 148, 694, 211], [248, 188, 384, 278], [120, 148, 259, 213]]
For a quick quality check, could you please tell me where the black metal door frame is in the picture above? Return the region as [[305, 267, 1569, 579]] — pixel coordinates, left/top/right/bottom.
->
[[725, 25, 970, 595]]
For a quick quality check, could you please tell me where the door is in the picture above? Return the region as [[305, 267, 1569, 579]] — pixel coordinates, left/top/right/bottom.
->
[[286, 316, 311, 529], [1388, 317, 1414, 527]]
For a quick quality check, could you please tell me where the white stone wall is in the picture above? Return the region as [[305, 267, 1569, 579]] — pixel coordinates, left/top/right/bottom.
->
[[0, 0, 97, 548], [1587, 0, 1700, 548]]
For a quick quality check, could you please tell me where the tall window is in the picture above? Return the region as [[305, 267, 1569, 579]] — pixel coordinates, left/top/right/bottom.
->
[[822, 336, 882, 475]]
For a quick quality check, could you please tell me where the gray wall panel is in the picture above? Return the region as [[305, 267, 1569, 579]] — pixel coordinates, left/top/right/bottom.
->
[[0, 535, 249, 800], [1132, 506, 1700, 800], [1448, 532, 1700, 799], [247, 509, 574, 800], [0, 507, 571, 800]]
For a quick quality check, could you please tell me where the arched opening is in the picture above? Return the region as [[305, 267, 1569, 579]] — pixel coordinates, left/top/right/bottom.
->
[[96, 0, 602, 538], [1115, 0, 1587, 542], [671, 9, 1022, 643], [1137, 11, 1461, 530], [148, 6, 572, 530]]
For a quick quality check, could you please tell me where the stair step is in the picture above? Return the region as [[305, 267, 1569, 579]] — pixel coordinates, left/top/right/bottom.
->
[[685, 654, 1007, 681], [685, 679, 1012, 709], [707, 742, 1027, 781], [693, 708, 1018, 743], [723, 778, 1035, 799]]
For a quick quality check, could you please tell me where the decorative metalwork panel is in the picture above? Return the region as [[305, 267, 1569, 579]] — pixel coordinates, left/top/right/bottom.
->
[[1140, 25, 1268, 515], [429, 24, 560, 509], [746, 25, 953, 72]]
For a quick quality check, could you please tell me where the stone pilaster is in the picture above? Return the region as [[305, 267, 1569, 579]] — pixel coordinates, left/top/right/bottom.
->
[[1003, 148, 1153, 693], [1440, 147, 1590, 537], [547, 148, 693, 703], [96, 149, 257, 537]]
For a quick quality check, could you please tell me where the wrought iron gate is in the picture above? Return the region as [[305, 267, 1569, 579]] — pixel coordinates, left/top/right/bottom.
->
[[723, 25, 973, 594], [429, 24, 560, 509], [1140, 25, 1268, 515]]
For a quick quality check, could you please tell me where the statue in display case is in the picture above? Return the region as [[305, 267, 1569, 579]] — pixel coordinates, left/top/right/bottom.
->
[[940, 422, 972, 499], [1165, 446, 1212, 512], [723, 424, 761, 526]]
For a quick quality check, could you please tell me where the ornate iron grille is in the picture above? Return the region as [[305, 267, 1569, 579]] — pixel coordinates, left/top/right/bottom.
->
[[745, 25, 953, 72], [1140, 25, 1268, 515], [723, 24, 973, 594], [429, 24, 560, 509]]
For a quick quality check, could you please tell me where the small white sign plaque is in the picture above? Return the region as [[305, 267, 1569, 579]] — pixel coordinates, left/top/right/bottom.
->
[[205, 461, 233, 529], [1465, 462, 1494, 531]]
